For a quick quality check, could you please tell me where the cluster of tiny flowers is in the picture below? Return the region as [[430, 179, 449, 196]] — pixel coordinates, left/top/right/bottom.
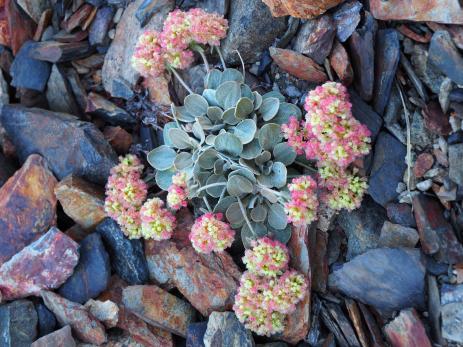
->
[[189, 213, 235, 253], [284, 176, 319, 226], [132, 8, 228, 77], [234, 238, 308, 336], [318, 164, 368, 211], [167, 172, 189, 210], [105, 155, 148, 239], [140, 198, 176, 240], [242, 237, 289, 277]]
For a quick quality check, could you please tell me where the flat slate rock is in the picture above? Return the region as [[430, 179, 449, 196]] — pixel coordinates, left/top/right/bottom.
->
[[203, 311, 254, 347], [186, 322, 207, 347], [1, 105, 117, 185], [329, 248, 425, 312], [35, 303, 57, 337], [96, 218, 149, 285], [428, 31, 463, 86], [349, 89, 383, 141], [32, 325, 76, 347], [0, 300, 38, 347]]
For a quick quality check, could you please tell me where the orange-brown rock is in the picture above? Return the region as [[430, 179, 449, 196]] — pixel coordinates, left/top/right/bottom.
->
[[269, 47, 327, 82], [0, 1, 8, 47], [384, 308, 432, 347], [330, 40, 354, 86], [282, 291, 311, 344], [5, 0, 36, 54], [54, 175, 106, 230], [103, 126, 133, 154], [262, 0, 343, 19], [143, 75, 172, 106], [0, 154, 57, 266]]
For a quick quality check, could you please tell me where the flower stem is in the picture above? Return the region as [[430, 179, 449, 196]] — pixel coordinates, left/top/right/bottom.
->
[[196, 182, 227, 194], [203, 196, 212, 212], [168, 65, 193, 94], [237, 196, 255, 235], [215, 46, 227, 69], [191, 44, 210, 73]]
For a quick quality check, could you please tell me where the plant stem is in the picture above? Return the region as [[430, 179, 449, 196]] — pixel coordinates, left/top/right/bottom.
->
[[168, 65, 193, 94], [237, 196, 255, 235], [215, 46, 227, 69], [294, 160, 318, 173], [234, 49, 245, 81], [203, 196, 212, 212], [196, 182, 227, 194]]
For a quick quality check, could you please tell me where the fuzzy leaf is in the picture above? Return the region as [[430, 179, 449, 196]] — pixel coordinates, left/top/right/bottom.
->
[[214, 132, 243, 157], [162, 122, 178, 147], [174, 152, 193, 170], [273, 142, 297, 165], [260, 97, 280, 121], [226, 202, 245, 225], [214, 196, 236, 213], [205, 69, 222, 89], [227, 175, 253, 196], [235, 97, 254, 119], [258, 123, 283, 151], [268, 203, 288, 230], [222, 107, 240, 125], [251, 205, 267, 223], [253, 91, 263, 110], [198, 148, 218, 169], [255, 150, 271, 165], [205, 174, 227, 197], [168, 128, 194, 149], [216, 81, 241, 109], [147, 145, 176, 170], [185, 94, 208, 117], [233, 119, 257, 144], [269, 225, 292, 244], [214, 158, 225, 174], [155, 168, 175, 190], [257, 162, 287, 188], [220, 68, 244, 83], [192, 122, 205, 144], [207, 106, 223, 122], [272, 102, 302, 124], [241, 84, 254, 100], [205, 134, 216, 145], [241, 139, 262, 160], [229, 168, 256, 183], [262, 90, 285, 102], [202, 89, 220, 107], [173, 105, 195, 122]]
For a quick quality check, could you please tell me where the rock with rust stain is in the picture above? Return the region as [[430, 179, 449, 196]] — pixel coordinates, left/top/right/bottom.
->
[[422, 101, 452, 136], [330, 40, 354, 85], [0, 227, 79, 301], [0, 105, 117, 185], [122, 285, 196, 337], [5, 0, 36, 54], [281, 291, 311, 344], [103, 126, 133, 155], [269, 47, 327, 82], [31, 325, 76, 347], [41, 290, 107, 345], [55, 175, 106, 230], [441, 284, 463, 343], [384, 309, 432, 347], [0, 154, 57, 266], [262, 0, 343, 19]]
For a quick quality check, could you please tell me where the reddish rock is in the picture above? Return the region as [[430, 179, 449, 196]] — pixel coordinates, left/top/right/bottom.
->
[[0, 3, 8, 47], [103, 126, 133, 154], [122, 285, 196, 337], [262, 0, 343, 19], [370, 0, 463, 24], [330, 40, 354, 85], [143, 75, 172, 106], [62, 4, 95, 33], [269, 47, 327, 82], [55, 175, 106, 230], [422, 101, 452, 136], [413, 153, 434, 178], [397, 25, 432, 43], [33, 9, 53, 41], [32, 325, 76, 347], [0, 154, 57, 265], [84, 299, 119, 328], [308, 229, 329, 293], [5, 0, 36, 54], [0, 227, 79, 301], [384, 309, 432, 347], [41, 291, 107, 345]]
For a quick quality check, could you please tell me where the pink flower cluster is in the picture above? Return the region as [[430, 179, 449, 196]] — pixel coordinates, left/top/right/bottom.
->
[[140, 198, 176, 240], [189, 213, 235, 253], [234, 238, 308, 336], [167, 172, 189, 210], [284, 176, 319, 226], [132, 8, 228, 77]]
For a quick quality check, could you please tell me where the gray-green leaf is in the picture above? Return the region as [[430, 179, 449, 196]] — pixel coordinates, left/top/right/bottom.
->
[[258, 123, 283, 151], [234, 119, 257, 144], [216, 81, 241, 109], [260, 97, 280, 121], [168, 128, 194, 150], [147, 145, 176, 170], [184, 94, 208, 117], [227, 175, 253, 196], [273, 142, 297, 165], [268, 203, 288, 230], [214, 132, 243, 157]]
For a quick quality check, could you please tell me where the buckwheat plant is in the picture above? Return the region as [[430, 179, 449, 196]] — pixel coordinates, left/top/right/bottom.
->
[[189, 212, 235, 253]]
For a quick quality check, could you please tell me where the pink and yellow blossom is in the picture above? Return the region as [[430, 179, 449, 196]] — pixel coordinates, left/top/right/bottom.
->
[[189, 212, 235, 253], [242, 237, 289, 277], [285, 175, 319, 226], [131, 31, 165, 78], [140, 198, 176, 240], [187, 8, 228, 46], [167, 172, 189, 210]]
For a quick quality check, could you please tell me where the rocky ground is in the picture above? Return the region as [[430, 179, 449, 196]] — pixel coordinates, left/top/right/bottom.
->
[[0, 0, 462, 346]]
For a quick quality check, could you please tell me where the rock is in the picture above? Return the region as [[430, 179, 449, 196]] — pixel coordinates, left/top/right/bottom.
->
[[422, 101, 452, 136], [308, 229, 329, 292], [386, 203, 416, 228], [35, 303, 57, 337], [186, 322, 207, 347], [89, 6, 115, 46], [16, 0, 50, 24], [293, 15, 336, 65], [145, 239, 240, 316], [336, 196, 387, 260], [329, 248, 425, 312], [441, 284, 463, 343], [103, 126, 133, 154], [1, 105, 117, 185], [370, 0, 463, 24], [261, 0, 343, 19], [349, 89, 383, 141], [369, 132, 407, 206], [0, 153, 15, 188], [196, 0, 229, 16], [330, 40, 354, 85], [96, 218, 149, 285], [61, 4, 95, 33], [59, 233, 110, 304], [373, 29, 400, 116], [41, 291, 107, 345], [0, 70, 9, 109], [413, 153, 434, 178], [32, 325, 76, 347], [0, 154, 57, 265], [5, 0, 36, 54], [84, 299, 119, 328], [122, 285, 196, 337], [221, 0, 286, 65], [411, 44, 446, 94], [86, 92, 135, 126], [29, 41, 93, 63], [0, 300, 38, 346], [0, 227, 78, 300], [449, 143, 463, 186], [33, 8, 53, 41], [102, 0, 174, 99], [410, 111, 434, 150], [281, 291, 311, 344], [429, 31, 463, 85], [412, 194, 463, 264], [10, 41, 51, 92], [269, 47, 327, 82], [384, 309, 432, 347], [143, 75, 172, 106], [46, 64, 80, 115], [55, 175, 106, 230], [203, 311, 254, 347], [378, 221, 419, 248], [332, 0, 362, 43], [348, 12, 377, 102]]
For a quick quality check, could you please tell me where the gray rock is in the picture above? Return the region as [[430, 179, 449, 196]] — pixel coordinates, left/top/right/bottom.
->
[[0, 71, 8, 109], [221, 0, 286, 65], [203, 312, 254, 347], [349, 89, 383, 141], [16, 0, 51, 23], [31, 325, 76, 347], [336, 195, 387, 260], [449, 143, 463, 186], [46, 64, 80, 115], [89, 6, 115, 46], [378, 221, 419, 248], [332, 0, 362, 42], [369, 131, 407, 206], [410, 111, 433, 149], [0, 300, 38, 347], [428, 31, 463, 85], [411, 44, 446, 94], [329, 248, 426, 312], [441, 284, 463, 343]]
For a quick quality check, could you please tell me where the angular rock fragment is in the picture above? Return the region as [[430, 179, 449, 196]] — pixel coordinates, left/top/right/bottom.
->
[[0, 300, 37, 346], [41, 291, 107, 345], [332, 0, 362, 43], [29, 41, 93, 63], [281, 291, 311, 344], [16, 0, 50, 24], [384, 309, 432, 347], [449, 143, 463, 186], [186, 322, 208, 347], [55, 175, 106, 230], [62, 4, 95, 33], [1, 105, 117, 185], [203, 311, 253, 347], [330, 40, 354, 85], [441, 284, 463, 343], [89, 6, 115, 46], [413, 153, 434, 178], [422, 101, 451, 136], [35, 303, 57, 337], [349, 90, 382, 141], [5, 0, 36, 54], [122, 285, 196, 337], [46, 64, 80, 115], [86, 92, 135, 126], [429, 31, 463, 85], [308, 229, 329, 292], [0, 153, 15, 188], [84, 299, 119, 328], [261, 0, 343, 19], [0, 154, 57, 265], [0, 227, 79, 301], [378, 221, 419, 248], [31, 325, 76, 347], [329, 248, 425, 312], [103, 126, 133, 154]]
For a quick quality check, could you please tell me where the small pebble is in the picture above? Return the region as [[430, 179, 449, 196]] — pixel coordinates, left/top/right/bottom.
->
[[417, 179, 433, 191]]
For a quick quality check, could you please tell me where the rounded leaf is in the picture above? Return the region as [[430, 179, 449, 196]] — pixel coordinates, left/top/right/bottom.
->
[[273, 142, 297, 165], [216, 81, 241, 109], [260, 97, 280, 121], [269, 225, 292, 244], [226, 202, 245, 225], [253, 91, 263, 110], [184, 94, 208, 117], [214, 132, 243, 157], [229, 168, 256, 183], [214, 196, 236, 213], [222, 107, 240, 125], [192, 122, 205, 143], [205, 69, 222, 89], [258, 123, 283, 151], [227, 175, 253, 196], [241, 139, 262, 160], [205, 174, 227, 197], [235, 97, 254, 119], [168, 128, 194, 150], [268, 203, 288, 230], [272, 102, 302, 124], [147, 145, 176, 170], [202, 89, 220, 107], [162, 122, 178, 147], [155, 168, 175, 190], [220, 68, 244, 83], [255, 150, 271, 166], [251, 205, 267, 223], [207, 106, 223, 123], [241, 84, 254, 100], [234, 119, 257, 144], [263, 90, 285, 102], [205, 134, 216, 145], [173, 105, 195, 122], [270, 162, 287, 188], [174, 152, 193, 170], [241, 223, 268, 249], [198, 148, 218, 169]]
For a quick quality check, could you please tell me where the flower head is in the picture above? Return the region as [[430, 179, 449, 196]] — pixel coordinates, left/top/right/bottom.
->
[[167, 172, 189, 210], [243, 237, 289, 277], [132, 30, 165, 78], [140, 198, 176, 240], [273, 270, 308, 314], [189, 212, 235, 253], [187, 8, 228, 46], [285, 175, 318, 226]]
